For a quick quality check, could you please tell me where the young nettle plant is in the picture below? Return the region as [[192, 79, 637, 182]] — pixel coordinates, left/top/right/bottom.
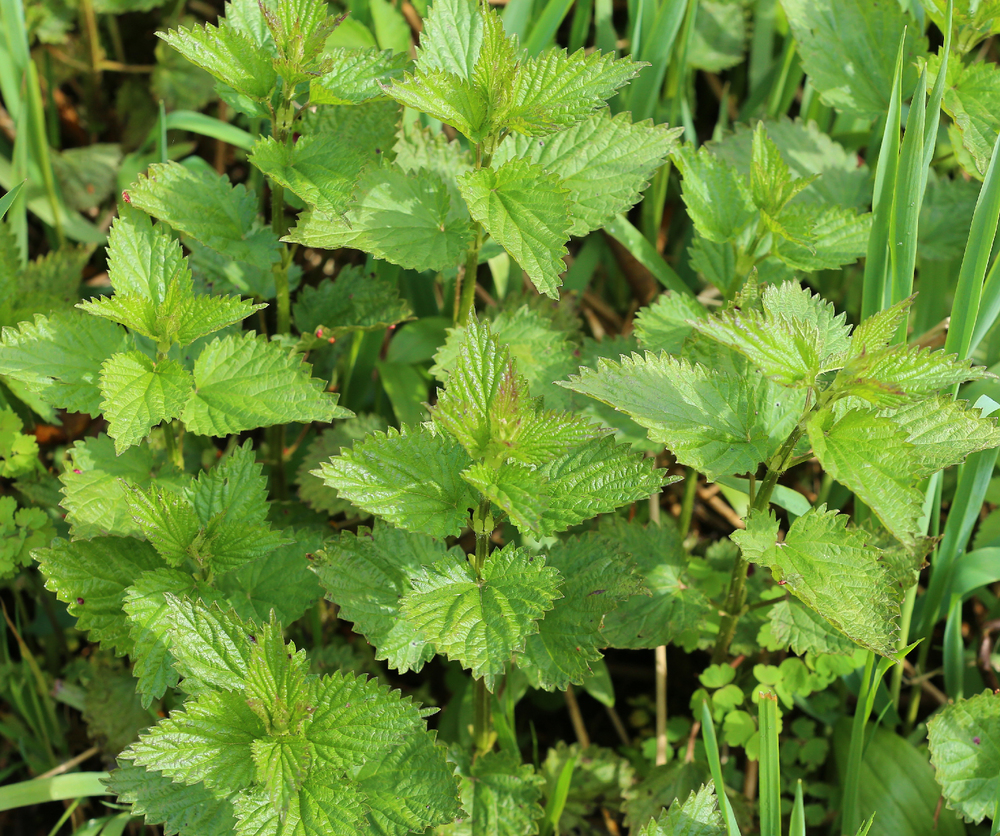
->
[[313, 320, 669, 757], [566, 280, 1000, 662]]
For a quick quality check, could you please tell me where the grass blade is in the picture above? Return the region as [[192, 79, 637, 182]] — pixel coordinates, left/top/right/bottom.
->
[[790, 780, 806, 836], [539, 752, 576, 836], [0, 179, 24, 219], [163, 111, 254, 151], [861, 30, 906, 321], [604, 214, 695, 296], [700, 699, 741, 836], [943, 594, 964, 699], [0, 773, 111, 811], [627, 0, 688, 123], [758, 690, 781, 836], [522, 0, 574, 55]]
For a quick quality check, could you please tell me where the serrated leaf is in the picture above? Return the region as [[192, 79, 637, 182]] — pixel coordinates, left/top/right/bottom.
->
[[286, 168, 473, 273], [692, 281, 851, 388], [159, 20, 277, 99], [251, 736, 313, 817], [540, 742, 635, 834], [389, 68, 491, 143], [214, 530, 324, 626], [0, 408, 39, 478], [294, 415, 388, 516], [884, 397, 1000, 478], [770, 204, 871, 271], [634, 291, 707, 354], [750, 123, 817, 218], [182, 332, 349, 436], [292, 266, 412, 341], [928, 690, 1000, 825], [401, 542, 561, 690], [466, 435, 668, 536], [849, 296, 914, 355], [313, 522, 460, 673], [154, 594, 256, 694], [233, 772, 366, 836], [459, 159, 571, 298], [0, 311, 132, 415], [563, 352, 803, 480], [519, 531, 643, 690], [126, 689, 264, 791], [35, 536, 164, 655], [936, 57, 1000, 177], [732, 507, 898, 655], [313, 424, 477, 538], [306, 670, 433, 771], [122, 568, 223, 707], [836, 344, 992, 403], [99, 352, 192, 452], [128, 163, 280, 265], [107, 758, 237, 836], [807, 407, 926, 545], [432, 320, 599, 466], [673, 145, 755, 243], [764, 599, 856, 656], [507, 49, 641, 135], [600, 518, 712, 649], [781, 0, 927, 118], [461, 750, 545, 836], [310, 47, 410, 105], [639, 783, 726, 836], [0, 499, 54, 579], [249, 133, 370, 217], [59, 434, 189, 539], [355, 733, 462, 835], [495, 112, 682, 237]]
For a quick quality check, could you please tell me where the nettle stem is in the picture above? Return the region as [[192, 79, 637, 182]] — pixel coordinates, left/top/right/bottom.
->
[[711, 423, 804, 663], [457, 222, 484, 325], [471, 498, 494, 756]]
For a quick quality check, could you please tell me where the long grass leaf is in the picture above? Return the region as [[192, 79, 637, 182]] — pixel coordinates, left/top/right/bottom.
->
[[604, 214, 695, 296], [568, 0, 593, 52], [522, 0, 574, 55], [758, 690, 781, 836], [539, 753, 576, 836], [628, 0, 688, 122], [861, 31, 906, 321], [700, 700, 741, 836], [0, 180, 24, 220], [943, 594, 964, 699], [26, 62, 63, 246], [501, 0, 535, 40], [0, 773, 111, 811], [0, 0, 29, 122], [163, 111, 255, 151], [790, 780, 806, 836]]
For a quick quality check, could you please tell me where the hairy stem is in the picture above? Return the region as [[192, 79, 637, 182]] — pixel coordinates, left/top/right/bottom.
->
[[711, 424, 804, 663], [457, 221, 484, 325], [471, 497, 494, 756]]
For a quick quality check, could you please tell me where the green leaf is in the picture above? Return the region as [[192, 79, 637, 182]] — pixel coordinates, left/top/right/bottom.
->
[[159, 19, 277, 99], [214, 531, 324, 626], [292, 266, 412, 341], [126, 689, 263, 791], [250, 736, 313, 817], [313, 424, 477, 539], [59, 434, 188, 539], [461, 750, 545, 836], [249, 133, 370, 217], [412, 0, 482, 77], [389, 68, 491, 143], [245, 620, 312, 736], [693, 280, 851, 388], [286, 168, 473, 273], [539, 742, 636, 834], [763, 599, 857, 656], [0, 408, 38, 478], [0, 311, 132, 415], [459, 159, 572, 298], [600, 518, 713, 649], [519, 531, 643, 690], [99, 352, 192, 453], [732, 507, 899, 655], [401, 542, 562, 690], [928, 690, 1000, 825], [672, 144, 754, 243], [181, 332, 349, 436], [563, 352, 803, 480], [107, 758, 237, 836], [355, 733, 462, 835], [935, 55, 1000, 177], [83, 666, 157, 756], [885, 396, 1000, 478], [750, 123, 817, 218], [122, 568, 221, 706], [466, 435, 668, 536], [306, 670, 433, 771], [294, 415, 388, 516], [781, 0, 927, 118], [309, 47, 410, 105], [313, 522, 461, 673], [633, 291, 708, 354], [154, 594, 256, 695], [506, 48, 641, 135], [0, 499, 54, 579], [770, 205, 872, 271], [494, 112, 682, 236], [807, 407, 927, 545], [128, 163, 280, 266], [233, 772, 366, 836], [432, 319, 599, 465], [639, 783, 727, 836], [35, 536, 164, 655]]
